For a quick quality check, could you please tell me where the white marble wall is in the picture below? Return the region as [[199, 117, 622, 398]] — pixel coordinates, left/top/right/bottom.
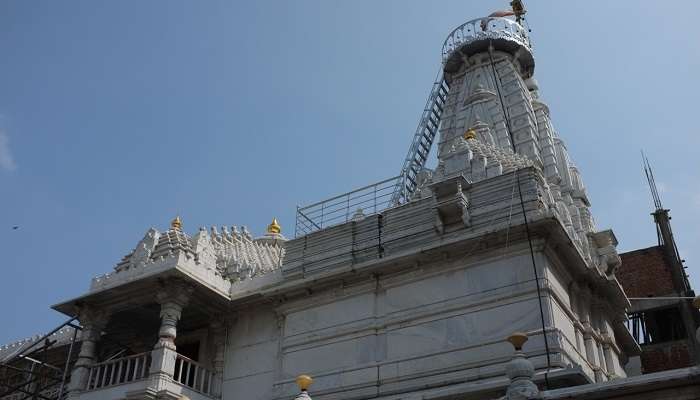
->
[[222, 244, 626, 400], [222, 309, 281, 400]]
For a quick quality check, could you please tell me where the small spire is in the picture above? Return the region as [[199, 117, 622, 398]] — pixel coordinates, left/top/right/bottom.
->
[[267, 218, 282, 234], [296, 374, 313, 392], [170, 216, 183, 231]]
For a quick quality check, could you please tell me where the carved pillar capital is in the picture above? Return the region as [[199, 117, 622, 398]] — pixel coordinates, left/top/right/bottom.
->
[[76, 306, 109, 336]]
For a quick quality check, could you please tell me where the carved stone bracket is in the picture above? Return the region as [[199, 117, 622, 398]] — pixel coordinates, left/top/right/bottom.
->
[[429, 174, 472, 234], [589, 230, 621, 276]]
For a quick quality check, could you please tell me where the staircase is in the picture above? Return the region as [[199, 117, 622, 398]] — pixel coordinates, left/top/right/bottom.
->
[[390, 69, 449, 205]]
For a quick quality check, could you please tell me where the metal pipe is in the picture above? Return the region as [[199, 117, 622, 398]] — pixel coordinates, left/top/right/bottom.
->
[[57, 327, 79, 400]]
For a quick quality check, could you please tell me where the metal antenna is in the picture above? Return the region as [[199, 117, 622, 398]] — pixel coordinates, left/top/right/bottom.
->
[[642, 151, 663, 211]]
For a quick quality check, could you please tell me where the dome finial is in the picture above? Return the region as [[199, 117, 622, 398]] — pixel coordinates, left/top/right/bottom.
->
[[171, 216, 183, 231], [267, 218, 281, 234], [464, 128, 477, 140], [295, 374, 313, 391]]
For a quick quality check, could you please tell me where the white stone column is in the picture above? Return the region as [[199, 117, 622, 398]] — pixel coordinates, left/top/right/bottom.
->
[[602, 334, 616, 378], [148, 282, 193, 392], [210, 319, 228, 397], [154, 285, 192, 350], [67, 307, 109, 396], [578, 287, 603, 381]]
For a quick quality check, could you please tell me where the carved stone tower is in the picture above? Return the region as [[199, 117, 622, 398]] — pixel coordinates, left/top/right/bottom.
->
[[431, 16, 600, 266]]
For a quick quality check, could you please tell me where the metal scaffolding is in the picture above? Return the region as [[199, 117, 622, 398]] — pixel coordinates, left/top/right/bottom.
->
[[0, 318, 81, 400]]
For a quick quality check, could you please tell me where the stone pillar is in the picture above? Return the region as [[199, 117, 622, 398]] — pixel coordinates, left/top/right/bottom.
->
[[154, 285, 191, 350], [148, 281, 193, 392], [210, 319, 228, 397], [579, 287, 602, 381], [602, 334, 616, 378], [67, 307, 109, 396]]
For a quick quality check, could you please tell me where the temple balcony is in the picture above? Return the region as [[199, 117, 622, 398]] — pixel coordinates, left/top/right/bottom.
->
[[51, 272, 228, 400], [75, 350, 217, 400]]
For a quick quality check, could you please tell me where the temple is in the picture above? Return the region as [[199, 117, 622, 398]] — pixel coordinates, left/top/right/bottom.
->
[[1, 5, 699, 400]]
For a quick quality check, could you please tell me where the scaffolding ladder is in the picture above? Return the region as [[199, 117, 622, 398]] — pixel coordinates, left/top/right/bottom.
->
[[390, 68, 449, 205]]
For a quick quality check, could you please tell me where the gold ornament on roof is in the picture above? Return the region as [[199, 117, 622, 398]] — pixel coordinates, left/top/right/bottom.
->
[[295, 374, 313, 391], [267, 218, 281, 234], [464, 128, 477, 140], [171, 216, 183, 231]]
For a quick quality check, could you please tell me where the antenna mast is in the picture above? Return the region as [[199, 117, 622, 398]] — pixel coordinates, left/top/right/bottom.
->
[[642, 151, 663, 211]]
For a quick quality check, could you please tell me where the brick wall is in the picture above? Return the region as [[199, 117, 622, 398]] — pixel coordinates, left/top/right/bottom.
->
[[640, 340, 693, 373], [618, 245, 695, 373], [618, 246, 676, 297]]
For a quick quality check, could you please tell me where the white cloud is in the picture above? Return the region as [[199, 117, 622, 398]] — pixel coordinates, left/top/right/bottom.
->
[[0, 129, 17, 171]]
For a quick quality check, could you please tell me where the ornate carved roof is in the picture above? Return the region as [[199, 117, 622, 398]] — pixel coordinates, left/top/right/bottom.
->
[[111, 220, 286, 283]]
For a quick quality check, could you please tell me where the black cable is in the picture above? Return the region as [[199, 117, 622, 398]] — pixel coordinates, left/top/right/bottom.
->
[[487, 41, 551, 389]]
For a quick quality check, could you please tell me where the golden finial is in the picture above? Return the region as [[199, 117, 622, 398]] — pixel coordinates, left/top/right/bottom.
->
[[463, 128, 477, 140], [170, 216, 182, 231], [507, 332, 529, 351], [267, 218, 281, 235], [295, 374, 313, 391]]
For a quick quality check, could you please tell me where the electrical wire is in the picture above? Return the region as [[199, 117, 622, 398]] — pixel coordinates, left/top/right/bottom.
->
[[487, 41, 552, 389]]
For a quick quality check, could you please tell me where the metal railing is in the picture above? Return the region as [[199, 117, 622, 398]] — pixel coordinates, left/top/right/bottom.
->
[[441, 16, 531, 62], [173, 354, 215, 396], [87, 352, 151, 391], [295, 176, 401, 237]]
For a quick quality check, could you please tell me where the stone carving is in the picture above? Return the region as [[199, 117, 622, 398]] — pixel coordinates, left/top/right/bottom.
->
[[95, 219, 287, 292], [435, 31, 619, 279], [430, 175, 472, 233], [114, 228, 160, 272], [590, 230, 622, 276], [410, 169, 434, 201], [155, 280, 193, 348]]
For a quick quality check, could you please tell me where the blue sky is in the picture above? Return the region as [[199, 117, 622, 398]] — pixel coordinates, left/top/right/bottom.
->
[[1, 0, 699, 344]]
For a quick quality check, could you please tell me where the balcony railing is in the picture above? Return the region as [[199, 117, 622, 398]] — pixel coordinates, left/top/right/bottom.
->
[[87, 352, 151, 390], [173, 354, 215, 397], [441, 16, 531, 63], [295, 175, 401, 237]]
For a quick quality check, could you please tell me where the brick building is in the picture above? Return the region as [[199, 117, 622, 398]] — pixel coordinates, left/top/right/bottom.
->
[[617, 200, 700, 373]]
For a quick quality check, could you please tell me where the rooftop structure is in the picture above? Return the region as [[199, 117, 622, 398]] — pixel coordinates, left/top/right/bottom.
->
[[615, 158, 700, 373]]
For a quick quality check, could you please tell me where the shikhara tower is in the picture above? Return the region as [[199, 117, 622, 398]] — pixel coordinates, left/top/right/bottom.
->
[[423, 17, 600, 269], [1, 9, 660, 400]]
